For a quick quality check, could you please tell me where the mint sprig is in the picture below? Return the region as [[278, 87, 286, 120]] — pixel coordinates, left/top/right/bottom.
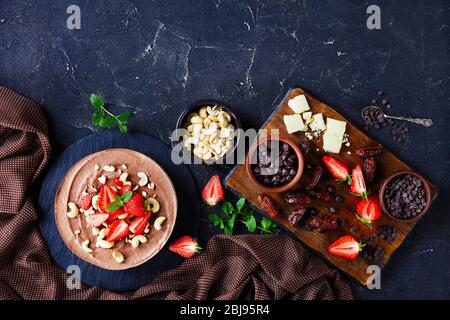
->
[[90, 94, 132, 134], [208, 198, 278, 236], [106, 191, 133, 212]]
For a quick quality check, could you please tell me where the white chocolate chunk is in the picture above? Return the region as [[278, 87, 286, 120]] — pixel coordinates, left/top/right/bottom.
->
[[309, 113, 326, 132], [302, 111, 313, 124], [287, 95, 310, 113], [322, 117, 347, 154], [283, 114, 306, 133]]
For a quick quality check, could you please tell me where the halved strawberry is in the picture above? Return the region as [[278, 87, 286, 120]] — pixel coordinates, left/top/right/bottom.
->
[[351, 164, 368, 200], [328, 235, 363, 260], [119, 185, 132, 195], [114, 178, 124, 187], [129, 212, 151, 235], [123, 193, 147, 217], [107, 208, 125, 223], [107, 220, 129, 242], [322, 156, 352, 184], [201, 175, 224, 206], [86, 213, 109, 227], [169, 236, 202, 258], [98, 184, 117, 212], [355, 194, 381, 228], [79, 193, 93, 210]]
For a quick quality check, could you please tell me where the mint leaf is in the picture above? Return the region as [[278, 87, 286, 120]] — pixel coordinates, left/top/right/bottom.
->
[[99, 116, 115, 128], [118, 122, 128, 134], [224, 224, 233, 236], [208, 214, 222, 226], [90, 94, 104, 110], [106, 201, 122, 212], [92, 109, 104, 126], [236, 198, 245, 212], [121, 191, 133, 203], [221, 201, 234, 216], [117, 111, 132, 122], [261, 217, 272, 230], [243, 214, 256, 232]]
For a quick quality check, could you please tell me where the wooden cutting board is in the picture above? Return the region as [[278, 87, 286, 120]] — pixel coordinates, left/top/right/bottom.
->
[[225, 88, 438, 285]]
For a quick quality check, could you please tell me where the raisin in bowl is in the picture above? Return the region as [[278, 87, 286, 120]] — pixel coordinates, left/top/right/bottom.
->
[[246, 135, 304, 193], [379, 171, 431, 222]]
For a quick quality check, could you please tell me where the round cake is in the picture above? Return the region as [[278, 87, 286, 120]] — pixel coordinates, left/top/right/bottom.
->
[[54, 148, 177, 270]]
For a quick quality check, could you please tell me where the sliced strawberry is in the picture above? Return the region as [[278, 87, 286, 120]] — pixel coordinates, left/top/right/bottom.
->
[[86, 213, 109, 227], [114, 178, 124, 187], [79, 193, 93, 210], [98, 184, 117, 212], [107, 220, 129, 242], [119, 185, 132, 195], [355, 194, 381, 228], [351, 164, 368, 200], [107, 208, 125, 223], [123, 193, 147, 217], [328, 235, 363, 260], [322, 156, 352, 184], [201, 175, 224, 206], [129, 213, 151, 235], [169, 236, 202, 258]]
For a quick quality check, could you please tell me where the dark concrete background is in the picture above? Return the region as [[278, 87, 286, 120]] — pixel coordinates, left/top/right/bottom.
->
[[0, 0, 449, 299]]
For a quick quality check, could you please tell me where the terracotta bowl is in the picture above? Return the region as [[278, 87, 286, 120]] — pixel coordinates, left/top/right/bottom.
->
[[378, 170, 431, 222], [54, 148, 177, 270], [246, 135, 304, 193]]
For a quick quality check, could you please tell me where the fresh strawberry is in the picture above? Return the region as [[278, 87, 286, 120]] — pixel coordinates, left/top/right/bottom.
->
[[355, 194, 381, 228], [119, 185, 132, 195], [201, 175, 224, 206], [129, 213, 151, 235], [79, 193, 93, 210], [351, 164, 368, 200], [123, 193, 147, 217], [98, 184, 117, 212], [322, 156, 352, 184], [107, 208, 125, 223], [107, 220, 129, 242], [114, 178, 124, 187], [86, 213, 109, 227], [328, 235, 363, 260], [169, 236, 202, 258]]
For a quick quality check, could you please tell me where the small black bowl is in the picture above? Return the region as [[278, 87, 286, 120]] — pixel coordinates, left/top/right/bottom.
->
[[175, 99, 242, 164]]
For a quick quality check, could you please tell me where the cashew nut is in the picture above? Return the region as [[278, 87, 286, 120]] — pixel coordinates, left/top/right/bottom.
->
[[82, 240, 93, 253], [97, 228, 108, 240], [92, 227, 100, 236], [102, 165, 115, 172], [97, 239, 114, 249], [137, 172, 148, 186], [90, 195, 99, 210], [202, 122, 217, 135], [98, 175, 106, 184], [206, 105, 219, 116], [94, 163, 100, 171], [119, 172, 128, 183], [121, 164, 127, 170], [148, 182, 155, 190], [67, 202, 79, 218], [190, 116, 203, 124], [198, 107, 208, 118], [153, 216, 166, 231], [118, 213, 128, 220], [145, 197, 160, 213], [112, 251, 125, 263], [131, 235, 147, 248], [132, 185, 139, 191]]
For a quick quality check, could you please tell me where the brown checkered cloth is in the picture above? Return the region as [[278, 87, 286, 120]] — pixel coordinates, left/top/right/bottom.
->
[[0, 86, 353, 300]]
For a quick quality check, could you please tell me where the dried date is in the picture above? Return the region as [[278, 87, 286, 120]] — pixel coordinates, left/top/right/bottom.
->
[[283, 192, 311, 206], [363, 157, 376, 182], [288, 206, 306, 226], [308, 214, 338, 230], [257, 194, 279, 218], [298, 135, 311, 154], [355, 144, 383, 158], [305, 166, 323, 190]]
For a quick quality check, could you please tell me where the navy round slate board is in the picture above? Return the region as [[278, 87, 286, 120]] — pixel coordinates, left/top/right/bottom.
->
[[38, 131, 200, 292]]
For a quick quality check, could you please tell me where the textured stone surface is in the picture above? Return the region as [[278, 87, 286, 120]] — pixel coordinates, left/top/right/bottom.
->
[[0, 0, 449, 299]]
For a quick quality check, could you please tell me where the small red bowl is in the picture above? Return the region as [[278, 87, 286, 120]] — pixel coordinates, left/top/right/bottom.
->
[[245, 135, 304, 193], [378, 170, 431, 222]]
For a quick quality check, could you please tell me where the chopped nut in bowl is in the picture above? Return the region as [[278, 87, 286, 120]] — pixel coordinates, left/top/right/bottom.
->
[[175, 100, 241, 164]]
